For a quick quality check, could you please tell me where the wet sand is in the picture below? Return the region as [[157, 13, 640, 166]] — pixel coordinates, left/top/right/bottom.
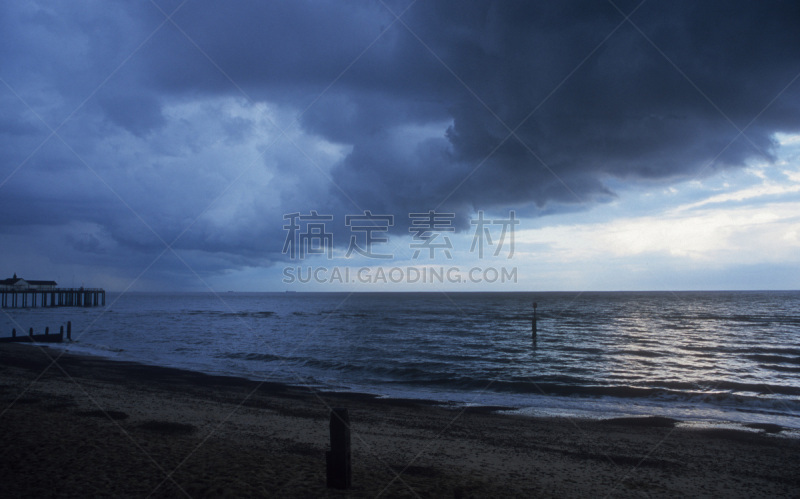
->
[[1, 343, 798, 497]]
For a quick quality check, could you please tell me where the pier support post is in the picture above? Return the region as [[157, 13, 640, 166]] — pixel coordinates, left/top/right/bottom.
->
[[67, 321, 72, 341], [326, 408, 352, 489]]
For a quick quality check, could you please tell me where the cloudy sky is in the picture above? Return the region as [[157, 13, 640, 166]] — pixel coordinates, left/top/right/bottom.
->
[[1, 0, 799, 292]]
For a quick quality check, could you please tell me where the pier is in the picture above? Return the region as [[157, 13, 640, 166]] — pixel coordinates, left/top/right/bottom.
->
[[0, 274, 105, 308], [0, 288, 106, 308]]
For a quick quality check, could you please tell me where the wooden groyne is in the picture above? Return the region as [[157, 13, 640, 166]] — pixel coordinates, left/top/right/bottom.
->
[[0, 322, 71, 343], [0, 288, 105, 308]]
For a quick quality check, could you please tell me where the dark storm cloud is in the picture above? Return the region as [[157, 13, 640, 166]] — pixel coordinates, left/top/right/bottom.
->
[[125, 0, 800, 216], [373, 0, 800, 213], [1, 0, 799, 283]]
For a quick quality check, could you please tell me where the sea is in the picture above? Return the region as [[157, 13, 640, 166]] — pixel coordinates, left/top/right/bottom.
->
[[3, 291, 800, 431]]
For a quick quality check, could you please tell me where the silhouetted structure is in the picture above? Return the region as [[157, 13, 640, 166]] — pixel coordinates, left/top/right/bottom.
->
[[326, 408, 352, 489], [0, 321, 72, 343], [532, 302, 538, 338], [0, 274, 105, 308]]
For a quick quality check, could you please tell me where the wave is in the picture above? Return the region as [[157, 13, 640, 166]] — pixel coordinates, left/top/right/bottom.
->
[[220, 352, 286, 363], [746, 354, 800, 365], [759, 364, 800, 373], [388, 377, 800, 412], [617, 349, 664, 358], [183, 310, 276, 319], [217, 350, 800, 400]]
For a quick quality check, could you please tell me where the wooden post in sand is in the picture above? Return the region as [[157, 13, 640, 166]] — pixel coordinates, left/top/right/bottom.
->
[[326, 407, 351, 489], [29, 327, 33, 337], [11, 328, 15, 338]]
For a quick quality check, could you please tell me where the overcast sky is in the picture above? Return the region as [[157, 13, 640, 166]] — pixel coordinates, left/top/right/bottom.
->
[[1, 0, 799, 292]]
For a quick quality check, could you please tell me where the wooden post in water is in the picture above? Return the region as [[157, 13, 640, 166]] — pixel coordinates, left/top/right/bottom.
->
[[45, 327, 49, 336], [532, 302, 538, 338], [326, 408, 352, 489], [28, 327, 33, 337], [11, 328, 15, 338], [67, 321, 72, 341]]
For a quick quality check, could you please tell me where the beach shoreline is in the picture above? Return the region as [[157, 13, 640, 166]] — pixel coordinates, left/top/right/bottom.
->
[[45, 339, 800, 432], [1, 343, 798, 497]]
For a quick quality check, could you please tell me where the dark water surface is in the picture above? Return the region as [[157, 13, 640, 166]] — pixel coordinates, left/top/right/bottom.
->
[[4, 291, 799, 428]]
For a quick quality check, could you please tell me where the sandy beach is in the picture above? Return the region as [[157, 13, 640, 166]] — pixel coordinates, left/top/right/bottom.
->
[[0, 343, 797, 498]]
